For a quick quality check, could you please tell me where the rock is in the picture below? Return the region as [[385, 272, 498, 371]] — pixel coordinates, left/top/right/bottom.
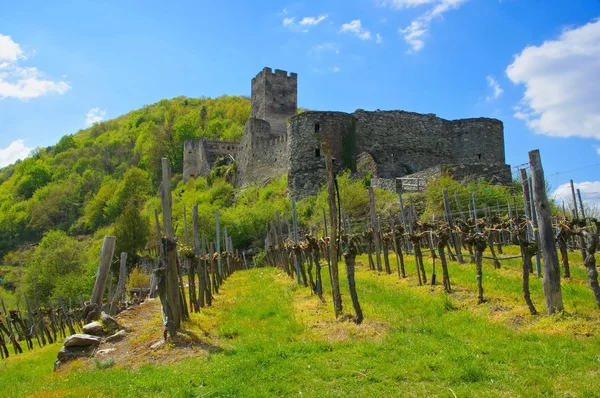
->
[[96, 348, 116, 356], [150, 340, 165, 350], [82, 321, 104, 335], [101, 312, 121, 331], [104, 330, 126, 343], [64, 334, 101, 348], [57, 345, 95, 360]]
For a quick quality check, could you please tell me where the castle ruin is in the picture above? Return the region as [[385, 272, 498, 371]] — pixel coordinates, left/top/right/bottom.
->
[[184, 67, 511, 197]]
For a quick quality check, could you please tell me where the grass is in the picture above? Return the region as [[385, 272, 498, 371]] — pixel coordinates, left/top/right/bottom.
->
[[1, 246, 599, 397]]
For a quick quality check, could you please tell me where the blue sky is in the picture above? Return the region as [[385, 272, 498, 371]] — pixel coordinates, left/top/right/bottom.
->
[[1, 0, 599, 205]]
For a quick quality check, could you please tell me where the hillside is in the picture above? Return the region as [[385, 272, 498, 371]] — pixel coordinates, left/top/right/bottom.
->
[[0, 95, 252, 304]]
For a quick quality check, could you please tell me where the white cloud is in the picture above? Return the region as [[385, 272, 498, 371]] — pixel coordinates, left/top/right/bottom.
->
[[0, 139, 34, 168], [506, 19, 600, 139], [0, 34, 25, 62], [0, 33, 70, 100], [376, 33, 384, 44], [552, 181, 600, 208], [283, 14, 328, 31], [299, 14, 328, 26], [395, 0, 468, 52], [333, 66, 340, 72], [85, 107, 107, 126], [486, 75, 503, 101], [340, 20, 372, 40], [596, 146, 600, 156]]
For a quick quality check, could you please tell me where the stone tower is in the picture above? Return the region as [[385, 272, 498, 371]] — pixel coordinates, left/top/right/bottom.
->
[[251, 67, 297, 135]]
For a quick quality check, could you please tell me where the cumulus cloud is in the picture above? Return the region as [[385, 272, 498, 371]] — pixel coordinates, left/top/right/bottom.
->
[[486, 75, 503, 101], [506, 19, 600, 139], [340, 20, 372, 40], [0, 139, 34, 168], [333, 66, 340, 72], [394, 0, 468, 52], [283, 14, 328, 31], [376, 33, 384, 44], [0, 33, 70, 100], [552, 181, 600, 208], [85, 107, 107, 126]]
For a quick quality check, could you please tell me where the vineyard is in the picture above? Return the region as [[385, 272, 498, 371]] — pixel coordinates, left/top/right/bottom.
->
[[1, 149, 600, 396]]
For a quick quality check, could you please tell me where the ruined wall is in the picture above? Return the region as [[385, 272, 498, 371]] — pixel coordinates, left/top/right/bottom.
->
[[251, 68, 297, 136], [288, 112, 357, 198], [183, 140, 208, 180], [237, 118, 289, 187], [183, 139, 239, 181], [353, 110, 507, 179]]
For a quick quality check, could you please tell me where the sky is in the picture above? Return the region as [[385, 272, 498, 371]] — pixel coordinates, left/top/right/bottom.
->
[[1, 0, 599, 206]]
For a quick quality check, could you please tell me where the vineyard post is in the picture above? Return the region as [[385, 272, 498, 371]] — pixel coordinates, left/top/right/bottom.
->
[[395, 178, 412, 252], [110, 252, 127, 315], [323, 144, 343, 318], [161, 158, 182, 333], [570, 180, 579, 219], [528, 176, 542, 278], [224, 227, 231, 276], [577, 188, 586, 221], [193, 204, 205, 308], [292, 198, 302, 285], [520, 169, 533, 241], [88, 235, 116, 322], [443, 189, 464, 263], [454, 191, 464, 218], [529, 149, 564, 314], [368, 184, 383, 272], [216, 209, 222, 279]]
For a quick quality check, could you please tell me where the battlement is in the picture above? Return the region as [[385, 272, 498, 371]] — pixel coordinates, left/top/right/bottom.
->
[[252, 67, 297, 83]]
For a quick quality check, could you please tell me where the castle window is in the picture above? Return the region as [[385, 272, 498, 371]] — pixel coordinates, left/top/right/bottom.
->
[[188, 151, 192, 154], [314, 122, 320, 133], [315, 148, 321, 158], [477, 153, 482, 160]]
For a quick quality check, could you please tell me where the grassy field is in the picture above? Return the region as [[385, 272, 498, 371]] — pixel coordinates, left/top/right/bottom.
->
[[1, 246, 599, 397]]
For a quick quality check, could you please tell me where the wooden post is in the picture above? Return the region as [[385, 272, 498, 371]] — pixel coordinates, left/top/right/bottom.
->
[[216, 209, 222, 278], [570, 180, 579, 219], [110, 252, 127, 315], [577, 188, 586, 220], [292, 198, 302, 284], [323, 144, 343, 317], [192, 204, 205, 308], [443, 189, 464, 263], [454, 191, 464, 219], [88, 236, 116, 322], [529, 150, 563, 314], [224, 227, 231, 276], [368, 185, 383, 272], [395, 178, 412, 253], [520, 169, 533, 241], [527, 176, 542, 278], [161, 158, 182, 334]]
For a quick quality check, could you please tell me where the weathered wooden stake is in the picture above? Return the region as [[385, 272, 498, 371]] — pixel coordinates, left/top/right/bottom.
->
[[88, 236, 116, 322], [368, 185, 383, 272], [529, 150, 563, 314]]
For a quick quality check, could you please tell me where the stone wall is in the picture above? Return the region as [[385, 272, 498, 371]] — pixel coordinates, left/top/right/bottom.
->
[[183, 139, 239, 181], [236, 118, 289, 187], [251, 67, 297, 136], [353, 110, 506, 179], [287, 112, 357, 198]]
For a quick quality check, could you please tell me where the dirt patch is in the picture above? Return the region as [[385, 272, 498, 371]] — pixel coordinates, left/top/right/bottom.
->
[[57, 299, 222, 372]]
